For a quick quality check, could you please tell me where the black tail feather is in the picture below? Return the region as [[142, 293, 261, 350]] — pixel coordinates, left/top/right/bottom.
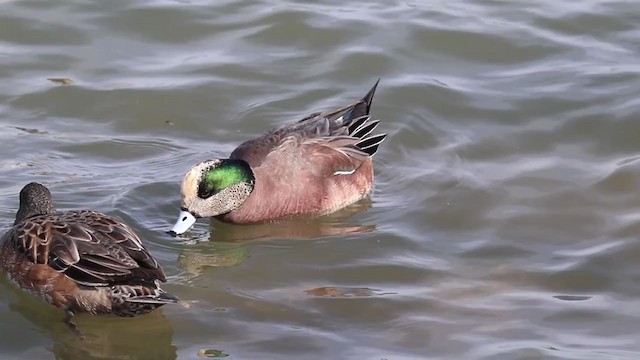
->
[[356, 133, 387, 156], [347, 115, 370, 134], [343, 78, 380, 122], [351, 119, 381, 139], [363, 143, 381, 157]]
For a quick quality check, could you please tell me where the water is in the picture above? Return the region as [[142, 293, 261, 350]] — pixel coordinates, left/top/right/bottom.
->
[[1, 0, 640, 359]]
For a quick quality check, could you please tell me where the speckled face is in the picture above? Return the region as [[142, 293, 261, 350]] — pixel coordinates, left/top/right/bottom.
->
[[172, 159, 255, 235]]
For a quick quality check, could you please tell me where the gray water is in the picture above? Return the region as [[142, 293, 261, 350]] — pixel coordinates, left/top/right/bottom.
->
[[1, 0, 640, 359]]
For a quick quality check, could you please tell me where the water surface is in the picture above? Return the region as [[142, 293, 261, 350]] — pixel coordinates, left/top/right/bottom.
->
[[1, 0, 640, 359]]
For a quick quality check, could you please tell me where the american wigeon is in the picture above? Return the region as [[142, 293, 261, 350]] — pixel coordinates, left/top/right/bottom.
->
[[1, 182, 178, 335], [170, 80, 387, 235]]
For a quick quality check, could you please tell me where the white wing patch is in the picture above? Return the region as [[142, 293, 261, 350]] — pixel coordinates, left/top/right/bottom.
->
[[333, 169, 356, 176]]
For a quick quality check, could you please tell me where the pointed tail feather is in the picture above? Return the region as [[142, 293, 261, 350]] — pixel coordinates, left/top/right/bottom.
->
[[346, 115, 370, 134], [356, 133, 387, 156], [309, 79, 381, 126], [125, 289, 180, 304], [157, 291, 180, 303], [351, 118, 381, 139], [297, 79, 387, 158], [343, 78, 380, 122]]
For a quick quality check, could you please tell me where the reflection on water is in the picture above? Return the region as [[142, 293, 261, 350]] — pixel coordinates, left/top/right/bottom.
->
[[2, 280, 176, 360], [177, 242, 249, 280], [209, 199, 375, 242], [177, 200, 374, 279], [303, 286, 393, 298]]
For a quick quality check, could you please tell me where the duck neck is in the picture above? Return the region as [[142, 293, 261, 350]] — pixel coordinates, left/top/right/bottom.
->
[[14, 202, 53, 225]]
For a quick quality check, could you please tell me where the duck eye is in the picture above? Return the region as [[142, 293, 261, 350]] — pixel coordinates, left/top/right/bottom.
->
[[198, 187, 214, 199]]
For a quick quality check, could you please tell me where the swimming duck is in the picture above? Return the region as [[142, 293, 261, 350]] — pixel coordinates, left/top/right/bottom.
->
[[1, 182, 178, 335], [170, 80, 387, 235]]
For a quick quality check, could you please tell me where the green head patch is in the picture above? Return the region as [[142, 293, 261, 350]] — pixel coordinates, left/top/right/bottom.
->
[[197, 159, 254, 199]]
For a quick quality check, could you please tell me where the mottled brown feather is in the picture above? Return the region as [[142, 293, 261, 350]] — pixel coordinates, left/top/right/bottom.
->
[[10, 210, 165, 286], [1, 183, 178, 320]]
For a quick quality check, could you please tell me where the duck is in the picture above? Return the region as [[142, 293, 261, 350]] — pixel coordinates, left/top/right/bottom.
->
[[170, 80, 387, 235], [1, 182, 178, 336]]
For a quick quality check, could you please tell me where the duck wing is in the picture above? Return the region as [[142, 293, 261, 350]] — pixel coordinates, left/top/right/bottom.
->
[[12, 210, 165, 287], [231, 79, 385, 168]]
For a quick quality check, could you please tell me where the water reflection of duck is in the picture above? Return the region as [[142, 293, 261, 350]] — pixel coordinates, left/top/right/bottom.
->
[[176, 200, 375, 279], [209, 198, 375, 242], [4, 284, 176, 360]]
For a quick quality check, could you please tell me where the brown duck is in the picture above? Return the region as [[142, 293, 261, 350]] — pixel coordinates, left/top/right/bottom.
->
[[170, 80, 387, 235], [1, 182, 178, 335]]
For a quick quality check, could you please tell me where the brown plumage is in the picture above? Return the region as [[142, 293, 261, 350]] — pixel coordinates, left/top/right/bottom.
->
[[171, 80, 387, 235], [1, 183, 178, 336]]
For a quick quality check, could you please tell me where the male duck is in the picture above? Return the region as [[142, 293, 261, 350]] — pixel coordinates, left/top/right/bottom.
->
[[170, 80, 387, 235], [1, 182, 178, 335]]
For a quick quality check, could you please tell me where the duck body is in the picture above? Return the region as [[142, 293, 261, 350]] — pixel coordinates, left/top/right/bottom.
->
[[171, 80, 387, 234], [1, 183, 178, 324]]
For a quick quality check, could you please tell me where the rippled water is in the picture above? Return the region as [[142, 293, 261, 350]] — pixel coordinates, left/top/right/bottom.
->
[[1, 0, 640, 359]]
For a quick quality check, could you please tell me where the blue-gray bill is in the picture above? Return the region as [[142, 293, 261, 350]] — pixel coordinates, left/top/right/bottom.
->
[[169, 210, 197, 236]]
